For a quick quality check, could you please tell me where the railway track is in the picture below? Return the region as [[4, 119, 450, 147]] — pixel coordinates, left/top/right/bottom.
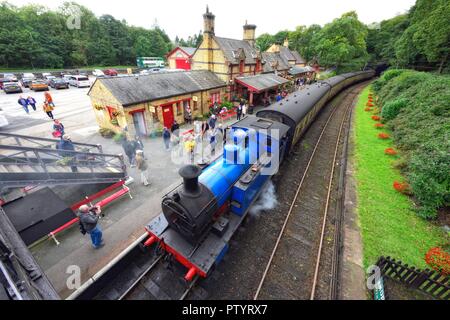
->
[[253, 83, 365, 300], [119, 251, 199, 300]]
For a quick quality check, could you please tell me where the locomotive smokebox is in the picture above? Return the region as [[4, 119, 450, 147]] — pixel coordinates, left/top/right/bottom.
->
[[179, 165, 202, 197]]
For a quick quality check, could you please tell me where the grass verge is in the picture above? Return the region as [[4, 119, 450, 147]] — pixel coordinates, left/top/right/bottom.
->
[[353, 85, 447, 269]]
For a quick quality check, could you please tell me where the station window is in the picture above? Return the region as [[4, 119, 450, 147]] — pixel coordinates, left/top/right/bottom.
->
[[193, 100, 198, 111], [239, 60, 245, 74], [211, 92, 220, 104]]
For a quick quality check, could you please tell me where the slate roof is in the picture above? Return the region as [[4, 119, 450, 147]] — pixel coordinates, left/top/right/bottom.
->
[[91, 70, 226, 107], [289, 66, 314, 75], [290, 50, 306, 64], [180, 47, 196, 56], [262, 52, 291, 73], [235, 73, 289, 93], [214, 36, 258, 64], [279, 46, 296, 62]]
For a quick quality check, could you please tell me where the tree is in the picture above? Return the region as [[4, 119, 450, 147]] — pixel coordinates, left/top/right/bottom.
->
[[289, 24, 322, 62], [134, 35, 153, 57], [256, 33, 274, 52], [313, 11, 369, 72]]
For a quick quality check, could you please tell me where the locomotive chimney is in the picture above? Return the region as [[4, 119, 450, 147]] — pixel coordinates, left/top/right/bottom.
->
[[179, 165, 202, 197]]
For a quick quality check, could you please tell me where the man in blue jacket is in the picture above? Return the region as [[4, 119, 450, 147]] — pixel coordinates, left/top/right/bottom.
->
[[17, 96, 29, 114]]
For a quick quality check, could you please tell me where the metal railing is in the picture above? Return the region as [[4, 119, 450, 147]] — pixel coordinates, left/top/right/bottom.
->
[[0, 132, 103, 153], [0, 144, 127, 188]]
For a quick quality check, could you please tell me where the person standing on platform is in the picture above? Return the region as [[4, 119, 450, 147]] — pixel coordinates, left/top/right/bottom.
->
[[17, 96, 29, 114], [43, 102, 54, 119], [162, 127, 171, 150], [171, 120, 180, 137], [53, 119, 65, 137], [78, 205, 104, 249], [135, 150, 150, 186], [45, 91, 55, 107], [27, 96, 37, 111], [236, 104, 242, 121]]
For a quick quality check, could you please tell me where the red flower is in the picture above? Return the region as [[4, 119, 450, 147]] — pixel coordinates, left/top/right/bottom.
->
[[374, 123, 385, 129], [371, 115, 381, 121], [425, 247, 450, 276], [366, 102, 374, 107], [378, 133, 390, 139], [393, 181, 409, 193], [365, 107, 372, 112], [384, 148, 397, 156]]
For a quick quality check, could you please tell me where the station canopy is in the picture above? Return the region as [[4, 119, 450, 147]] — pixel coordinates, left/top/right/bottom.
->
[[235, 74, 289, 93], [289, 66, 314, 76]]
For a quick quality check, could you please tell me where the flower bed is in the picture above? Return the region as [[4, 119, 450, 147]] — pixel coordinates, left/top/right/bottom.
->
[[384, 148, 398, 156], [425, 247, 450, 276]]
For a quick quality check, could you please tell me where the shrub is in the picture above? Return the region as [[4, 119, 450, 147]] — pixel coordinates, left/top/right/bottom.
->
[[407, 144, 450, 219], [393, 157, 408, 171], [371, 115, 381, 121], [99, 128, 115, 138], [378, 133, 390, 139], [381, 98, 408, 121], [366, 102, 374, 107], [113, 132, 125, 143], [425, 247, 450, 276]]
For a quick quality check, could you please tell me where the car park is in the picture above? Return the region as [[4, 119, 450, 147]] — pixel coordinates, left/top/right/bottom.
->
[[49, 78, 69, 89], [3, 82, 23, 94], [103, 69, 118, 76], [30, 80, 49, 91], [69, 75, 90, 88]]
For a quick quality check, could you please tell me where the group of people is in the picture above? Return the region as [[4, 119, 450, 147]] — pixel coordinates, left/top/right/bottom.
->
[[121, 136, 149, 186], [17, 91, 55, 119]]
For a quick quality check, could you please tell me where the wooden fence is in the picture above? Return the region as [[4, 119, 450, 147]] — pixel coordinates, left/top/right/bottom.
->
[[376, 256, 449, 300]]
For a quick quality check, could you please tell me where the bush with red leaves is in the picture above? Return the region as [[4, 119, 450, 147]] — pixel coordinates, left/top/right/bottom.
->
[[378, 133, 390, 139], [385, 148, 397, 156], [425, 247, 450, 276], [366, 102, 374, 107], [372, 115, 381, 121]]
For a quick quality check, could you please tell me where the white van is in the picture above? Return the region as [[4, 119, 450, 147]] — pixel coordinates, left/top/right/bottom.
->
[[69, 75, 91, 88]]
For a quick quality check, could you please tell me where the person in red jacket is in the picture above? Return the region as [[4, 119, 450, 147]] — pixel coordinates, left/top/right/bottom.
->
[[44, 91, 55, 107]]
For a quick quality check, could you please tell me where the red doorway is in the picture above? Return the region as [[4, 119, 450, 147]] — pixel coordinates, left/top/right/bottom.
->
[[175, 58, 191, 70], [161, 105, 175, 129]]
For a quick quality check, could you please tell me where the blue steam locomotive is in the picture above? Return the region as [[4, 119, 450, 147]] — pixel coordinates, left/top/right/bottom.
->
[[143, 70, 374, 281]]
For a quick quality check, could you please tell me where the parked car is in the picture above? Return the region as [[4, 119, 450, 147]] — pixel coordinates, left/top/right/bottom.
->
[[92, 69, 105, 77], [3, 82, 23, 94], [69, 75, 90, 88], [62, 74, 72, 84], [49, 78, 69, 89], [0, 78, 8, 89], [20, 73, 36, 88], [44, 75, 56, 85], [3, 73, 18, 82], [42, 72, 52, 78], [103, 69, 118, 76], [30, 80, 49, 91]]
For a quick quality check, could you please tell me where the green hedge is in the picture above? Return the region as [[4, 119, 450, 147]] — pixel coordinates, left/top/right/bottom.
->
[[373, 69, 450, 219]]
